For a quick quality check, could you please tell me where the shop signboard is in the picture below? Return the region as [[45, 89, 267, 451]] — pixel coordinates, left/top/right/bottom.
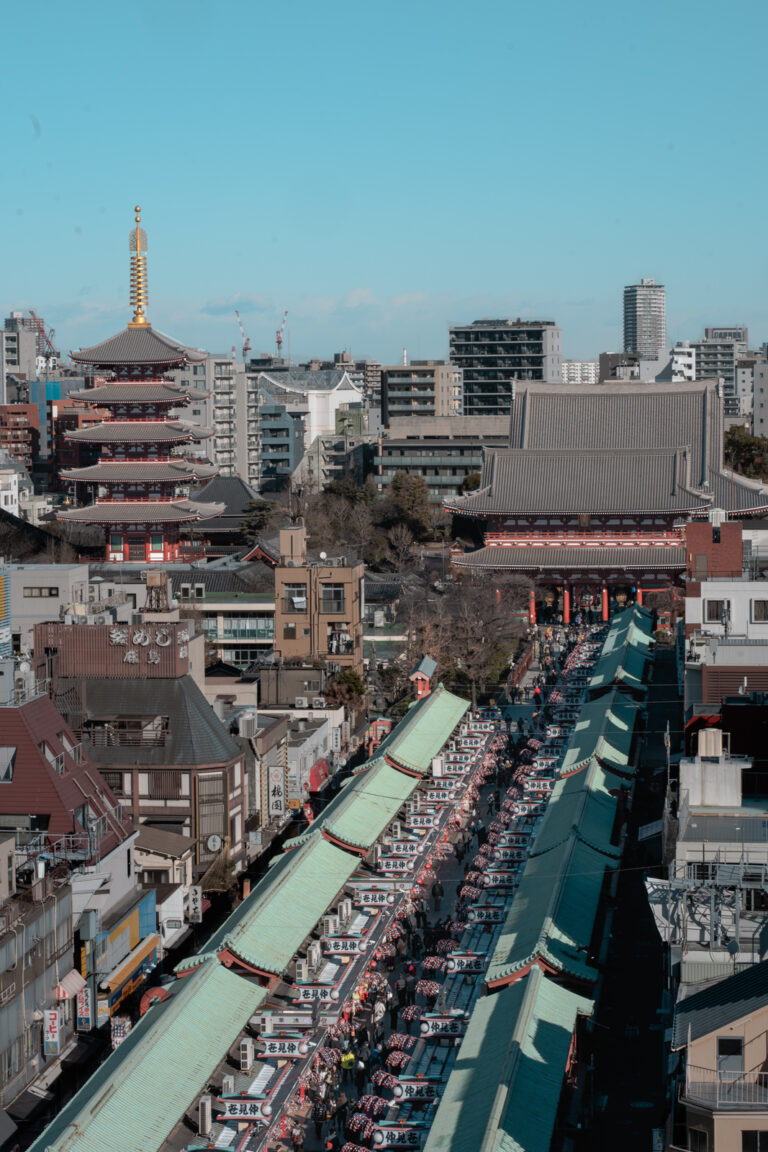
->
[[259, 1035, 310, 1058], [351, 888, 396, 908], [322, 936, 368, 956], [420, 1013, 467, 1038], [292, 984, 339, 1003], [445, 952, 486, 973], [218, 1098, 272, 1120], [268, 765, 286, 818], [372, 1124, 424, 1147], [76, 986, 92, 1031], [391, 1078, 439, 1100], [466, 905, 505, 924], [188, 885, 203, 924], [43, 1009, 60, 1055]]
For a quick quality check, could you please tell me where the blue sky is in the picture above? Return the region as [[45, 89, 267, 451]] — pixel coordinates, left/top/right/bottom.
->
[[1, 0, 766, 365]]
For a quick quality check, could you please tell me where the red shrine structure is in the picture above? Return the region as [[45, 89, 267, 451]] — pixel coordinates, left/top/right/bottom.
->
[[58, 207, 221, 563], [446, 381, 768, 623]]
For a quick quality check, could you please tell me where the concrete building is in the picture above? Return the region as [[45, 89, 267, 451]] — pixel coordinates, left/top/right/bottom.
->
[[259, 403, 305, 491], [0, 469, 19, 518], [0, 404, 40, 469], [752, 359, 768, 435], [623, 277, 666, 359], [449, 319, 562, 416], [258, 367, 365, 449], [273, 525, 364, 676], [0, 312, 56, 404], [560, 359, 598, 385], [672, 342, 697, 382], [693, 327, 749, 417], [380, 361, 462, 424], [376, 415, 506, 504]]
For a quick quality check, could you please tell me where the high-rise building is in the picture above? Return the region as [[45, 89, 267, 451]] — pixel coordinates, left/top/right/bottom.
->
[[623, 278, 666, 359], [692, 326, 749, 417], [380, 360, 462, 424], [449, 319, 562, 417]]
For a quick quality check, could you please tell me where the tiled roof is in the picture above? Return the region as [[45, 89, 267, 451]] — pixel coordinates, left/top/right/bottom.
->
[[559, 690, 639, 777], [259, 368, 361, 395], [66, 420, 213, 442], [71, 325, 206, 367], [453, 546, 686, 571], [75, 676, 241, 767], [323, 759, 419, 849], [423, 967, 592, 1152], [671, 958, 768, 1050], [67, 382, 201, 404], [60, 460, 217, 483], [448, 448, 708, 515], [58, 499, 225, 523], [29, 960, 267, 1152]]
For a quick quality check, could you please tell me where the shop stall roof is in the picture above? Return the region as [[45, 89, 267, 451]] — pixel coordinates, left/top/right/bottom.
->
[[559, 690, 639, 775], [29, 959, 267, 1152], [374, 683, 469, 774], [424, 966, 592, 1152]]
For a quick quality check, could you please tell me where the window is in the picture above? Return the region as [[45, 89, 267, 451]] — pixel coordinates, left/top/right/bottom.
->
[[110, 534, 123, 550], [742, 1133, 768, 1152], [321, 583, 345, 613], [687, 1129, 708, 1151], [150, 534, 164, 552], [284, 583, 307, 612], [23, 586, 58, 598], [752, 600, 768, 622], [705, 599, 730, 623], [283, 623, 296, 640], [0, 748, 15, 782]]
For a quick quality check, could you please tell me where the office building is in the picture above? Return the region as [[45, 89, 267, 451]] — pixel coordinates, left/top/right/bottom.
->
[[381, 361, 462, 424], [623, 278, 666, 359], [449, 319, 562, 416]]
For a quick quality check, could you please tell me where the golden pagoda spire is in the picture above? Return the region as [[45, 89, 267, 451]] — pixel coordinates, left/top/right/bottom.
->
[[128, 205, 150, 327]]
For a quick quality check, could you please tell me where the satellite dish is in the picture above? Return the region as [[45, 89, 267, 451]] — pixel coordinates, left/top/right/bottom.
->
[[320, 552, 327, 560], [18, 662, 30, 674]]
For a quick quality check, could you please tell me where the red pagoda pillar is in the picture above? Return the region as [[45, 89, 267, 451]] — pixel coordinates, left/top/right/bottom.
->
[[529, 588, 537, 626], [601, 584, 609, 622], [636, 587, 644, 606], [562, 584, 570, 625]]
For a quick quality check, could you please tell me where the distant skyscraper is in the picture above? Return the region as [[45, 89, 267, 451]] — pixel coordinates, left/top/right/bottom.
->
[[623, 278, 666, 360]]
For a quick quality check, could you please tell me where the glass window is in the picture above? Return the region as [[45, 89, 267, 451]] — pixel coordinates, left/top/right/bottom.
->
[[705, 599, 729, 623], [321, 583, 345, 613], [752, 600, 768, 622], [742, 1133, 768, 1152]]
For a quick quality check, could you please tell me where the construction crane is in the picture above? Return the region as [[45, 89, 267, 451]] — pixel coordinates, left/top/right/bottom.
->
[[29, 309, 57, 356], [276, 310, 288, 357], [234, 310, 251, 361]]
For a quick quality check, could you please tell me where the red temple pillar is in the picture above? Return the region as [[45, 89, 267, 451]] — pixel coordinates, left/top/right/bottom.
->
[[529, 588, 537, 625], [636, 587, 644, 606], [601, 584, 609, 622], [562, 584, 570, 624]]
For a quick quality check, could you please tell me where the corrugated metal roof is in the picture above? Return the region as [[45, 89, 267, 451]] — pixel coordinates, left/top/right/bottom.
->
[[30, 960, 267, 1152], [71, 325, 206, 367], [486, 836, 610, 986], [453, 546, 686, 571], [671, 958, 768, 1050], [218, 837, 359, 973], [374, 684, 469, 774], [424, 967, 593, 1152]]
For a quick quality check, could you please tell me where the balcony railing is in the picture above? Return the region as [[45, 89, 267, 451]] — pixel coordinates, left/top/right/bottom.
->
[[82, 728, 167, 748], [684, 1064, 768, 1108]]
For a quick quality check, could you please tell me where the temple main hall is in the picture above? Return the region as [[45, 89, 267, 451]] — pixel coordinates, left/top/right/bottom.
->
[[446, 381, 768, 622]]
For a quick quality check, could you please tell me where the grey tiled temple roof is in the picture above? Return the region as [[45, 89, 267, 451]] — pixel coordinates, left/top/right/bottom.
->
[[447, 448, 708, 516], [68, 382, 203, 404], [453, 546, 686, 571], [60, 460, 217, 483], [71, 325, 206, 367], [58, 499, 225, 523], [66, 420, 213, 442]]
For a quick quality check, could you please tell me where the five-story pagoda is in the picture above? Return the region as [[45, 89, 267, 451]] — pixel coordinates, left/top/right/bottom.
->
[[58, 207, 222, 562]]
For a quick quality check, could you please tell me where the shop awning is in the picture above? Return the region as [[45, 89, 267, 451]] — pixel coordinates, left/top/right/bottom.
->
[[99, 933, 159, 993], [309, 758, 331, 792], [55, 969, 87, 1000]]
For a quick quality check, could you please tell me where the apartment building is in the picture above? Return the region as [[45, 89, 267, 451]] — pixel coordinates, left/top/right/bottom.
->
[[449, 318, 562, 416], [380, 361, 462, 424]]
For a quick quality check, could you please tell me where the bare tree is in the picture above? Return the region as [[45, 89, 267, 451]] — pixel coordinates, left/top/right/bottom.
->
[[388, 523, 416, 571]]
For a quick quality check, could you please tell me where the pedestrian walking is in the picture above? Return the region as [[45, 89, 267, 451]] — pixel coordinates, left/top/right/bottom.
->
[[341, 1047, 356, 1085], [411, 930, 422, 960], [312, 1099, 327, 1142], [431, 880, 444, 912], [292, 1125, 305, 1152], [355, 1054, 368, 1097], [335, 1092, 349, 1136], [404, 964, 417, 1006]]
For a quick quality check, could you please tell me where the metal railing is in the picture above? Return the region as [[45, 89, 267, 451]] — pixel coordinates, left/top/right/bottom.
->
[[83, 727, 167, 748], [684, 1064, 768, 1108]]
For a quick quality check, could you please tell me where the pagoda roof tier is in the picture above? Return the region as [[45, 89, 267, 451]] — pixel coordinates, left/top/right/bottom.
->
[[58, 499, 225, 524], [67, 382, 209, 405], [60, 459, 218, 484], [447, 447, 711, 517], [453, 545, 686, 572], [71, 325, 206, 368], [65, 420, 213, 443]]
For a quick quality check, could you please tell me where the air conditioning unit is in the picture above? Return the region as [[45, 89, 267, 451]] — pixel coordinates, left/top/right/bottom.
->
[[198, 1095, 213, 1137], [337, 897, 352, 925], [390, 820, 402, 840], [406, 797, 420, 814], [312, 697, 326, 708], [370, 844, 380, 865], [295, 958, 310, 983], [131, 611, 144, 626], [295, 697, 308, 709], [432, 755, 444, 778], [322, 914, 339, 937], [239, 1037, 255, 1072], [239, 713, 257, 738], [180, 584, 192, 599], [222, 1073, 235, 1096], [307, 941, 322, 969]]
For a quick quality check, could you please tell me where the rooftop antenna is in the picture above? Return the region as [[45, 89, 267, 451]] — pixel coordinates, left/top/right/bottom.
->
[[276, 310, 288, 357], [128, 205, 149, 327]]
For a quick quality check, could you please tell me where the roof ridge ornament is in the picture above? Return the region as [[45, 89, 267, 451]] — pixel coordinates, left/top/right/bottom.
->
[[128, 205, 150, 327]]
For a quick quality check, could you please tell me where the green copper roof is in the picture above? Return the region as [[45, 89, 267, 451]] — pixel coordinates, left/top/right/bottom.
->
[[588, 640, 648, 695], [219, 837, 359, 973], [531, 753, 629, 860], [31, 960, 267, 1152], [559, 689, 639, 775], [374, 683, 470, 774], [486, 835, 610, 986], [424, 967, 592, 1152], [324, 760, 419, 848]]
